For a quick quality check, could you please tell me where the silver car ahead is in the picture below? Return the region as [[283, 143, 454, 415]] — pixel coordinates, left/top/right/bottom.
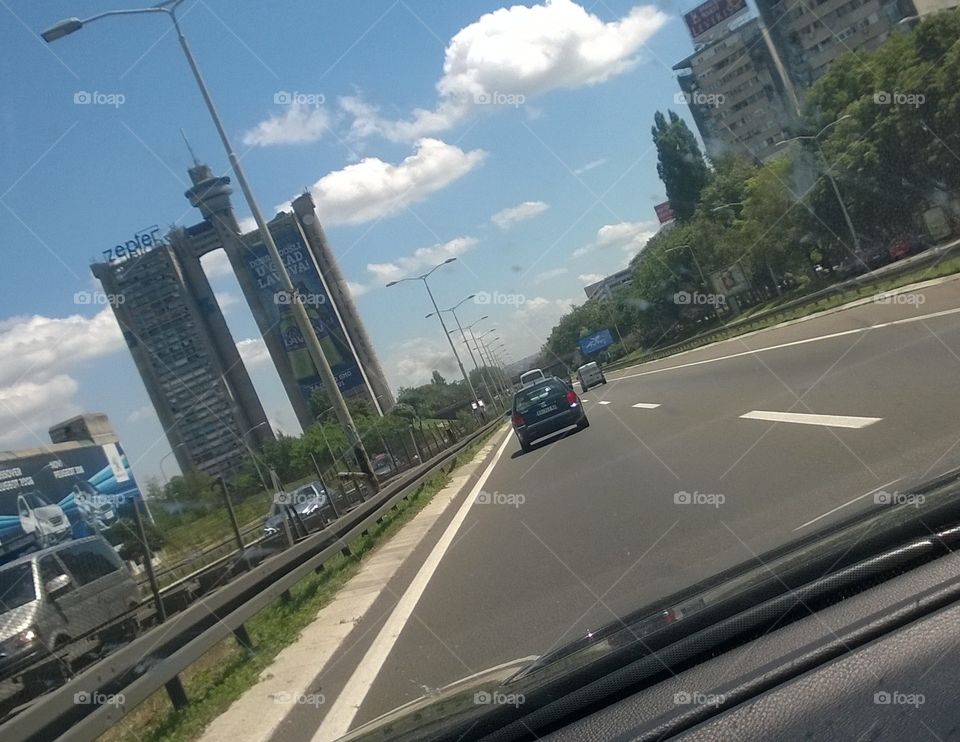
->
[[0, 536, 140, 695]]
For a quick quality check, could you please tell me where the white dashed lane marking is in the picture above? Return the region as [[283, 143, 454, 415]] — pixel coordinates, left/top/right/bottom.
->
[[631, 403, 661, 409], [740, 410, 882, 429]]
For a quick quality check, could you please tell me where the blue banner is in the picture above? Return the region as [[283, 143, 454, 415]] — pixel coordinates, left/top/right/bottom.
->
[[578, 328, 615, 355]]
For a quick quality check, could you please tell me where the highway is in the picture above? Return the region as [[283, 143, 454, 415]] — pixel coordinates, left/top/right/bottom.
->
[[265, 278, 960, 741]]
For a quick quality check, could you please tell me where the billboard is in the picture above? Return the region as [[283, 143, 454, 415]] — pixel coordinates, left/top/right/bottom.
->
[[683, 0, 747, 40], [654, 201, 676, 224], [710, 262, 750, 296], [242, 218, 367, 405], [0, 443, 143, 563], [579, 328, 616, 355]]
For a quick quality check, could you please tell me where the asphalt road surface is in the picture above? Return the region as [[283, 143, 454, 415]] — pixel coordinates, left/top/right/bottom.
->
[[272, 278, 960, 741]]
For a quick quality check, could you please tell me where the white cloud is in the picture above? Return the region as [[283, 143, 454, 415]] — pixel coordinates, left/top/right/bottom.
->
[[0, 310, 125, 447], [367, 236, 478, 285], [236, 216, 258, 234], [385, 336, 462, 389], [344, 281, 369, 298], [278, 138, 485, 226], [236, 337, 271, 367], [578, 273, 604, 284], [242, 103, 331, 146], [532, 267, 568, 284], [127, 404, 154, 424], [573, 158, 607, 175], [342, 0, 667, 142], [491, 201, 549, 230], [572, 220, 658, 259], [201, 250, 234, 278], [215, 291, 238, 311], [506, 295, 581, 354]]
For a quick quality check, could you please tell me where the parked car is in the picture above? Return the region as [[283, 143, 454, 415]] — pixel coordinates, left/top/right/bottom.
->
[[372, 453, 400, 478], [0, 537, 140, 695], [511, 377, 589, 453], [263, 483, 335, 539], [888, 234, 929, 261], [577, 361, 606, 393], [519, 369, 546, 388]]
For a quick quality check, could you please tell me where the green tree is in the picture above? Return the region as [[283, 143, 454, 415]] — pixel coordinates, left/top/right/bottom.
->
[[652, 110, 709, 221], [113, 517, 166, 565], [430, 370, 447, 385]]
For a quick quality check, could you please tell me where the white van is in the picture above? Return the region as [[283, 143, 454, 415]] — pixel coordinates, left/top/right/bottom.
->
[[519, 369, 546, 388], [577, 361, 606, 392]]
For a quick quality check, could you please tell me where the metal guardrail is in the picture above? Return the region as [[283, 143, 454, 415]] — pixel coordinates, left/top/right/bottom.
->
[[1, 416, 504, 742], [610, 238, 960, 369]]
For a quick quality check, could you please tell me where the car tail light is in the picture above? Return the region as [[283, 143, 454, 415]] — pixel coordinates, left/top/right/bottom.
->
[[512, 414, 525, 427], [566, 391, 578, 405]]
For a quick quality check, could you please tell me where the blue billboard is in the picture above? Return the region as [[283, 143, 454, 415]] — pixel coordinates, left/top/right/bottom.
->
[[0, 442, 143, 564], [579, 328, 615, 355], [243, 219, 366, 404]]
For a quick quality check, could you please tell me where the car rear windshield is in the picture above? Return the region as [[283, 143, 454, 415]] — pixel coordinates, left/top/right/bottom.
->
[[515, 381, 565, 413]]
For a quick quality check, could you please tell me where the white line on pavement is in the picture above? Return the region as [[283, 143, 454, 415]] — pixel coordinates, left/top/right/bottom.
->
[[597, 400, 612, 405], [314, 430, 515, 742], [611, 306, 960, 381], [740, 410, 882, 429], [631, 403, 661, 409], [794, 478, 902, 531]]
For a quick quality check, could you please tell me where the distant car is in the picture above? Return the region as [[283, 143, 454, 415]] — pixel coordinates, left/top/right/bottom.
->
[[577, 362, 606, 393], [511, 377, 589, 453], [888, 234, 928, 261], [372, 453, 400, 478], [519, 369, 546, 388], [263, 483, 334, 538]]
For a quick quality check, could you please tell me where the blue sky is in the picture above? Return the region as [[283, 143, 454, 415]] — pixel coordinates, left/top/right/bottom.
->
[[0, 0, 714, 483]]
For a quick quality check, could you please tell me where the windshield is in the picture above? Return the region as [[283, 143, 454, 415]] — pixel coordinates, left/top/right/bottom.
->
[[5, 2, 960, 740], [0, 564, 37, 613]]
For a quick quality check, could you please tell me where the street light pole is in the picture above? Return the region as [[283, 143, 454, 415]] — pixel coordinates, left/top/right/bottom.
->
[[429, 295, 494, 407], [387, 259, 480, 408], [776, 115, 861, 256], [42, 2, 378, 492]]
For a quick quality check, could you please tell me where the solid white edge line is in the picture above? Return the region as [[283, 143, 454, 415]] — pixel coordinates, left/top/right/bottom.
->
[[740, 410, 882, 429], [314, 427, 514, 741], [794, 478, 902, 531], [610, 306, 960, 382], [631, 403, 661, 409]]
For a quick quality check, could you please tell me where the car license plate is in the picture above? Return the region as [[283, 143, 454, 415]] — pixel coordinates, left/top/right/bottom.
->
[[536, 404, 558, 416]]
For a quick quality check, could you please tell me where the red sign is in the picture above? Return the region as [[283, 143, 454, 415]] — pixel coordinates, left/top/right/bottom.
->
[[654, 201, 675, 224], [683, 0, 747, 40]]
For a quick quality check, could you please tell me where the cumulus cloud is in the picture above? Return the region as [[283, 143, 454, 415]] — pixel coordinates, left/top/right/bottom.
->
[[344, 281, 369, 297], [385, 336, 462, 388], [572, 220, 658, 259], [367, 236, 478, 285], [201, 250, 234, 278], [278, 138, 485, 226], [241, 103, 331, 146], [491, 201, 549, 230], [341, 0, 667, 142], [236, 337, 271, 367], [578, 273, 605, 284], [0, 310, 125, 447]]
